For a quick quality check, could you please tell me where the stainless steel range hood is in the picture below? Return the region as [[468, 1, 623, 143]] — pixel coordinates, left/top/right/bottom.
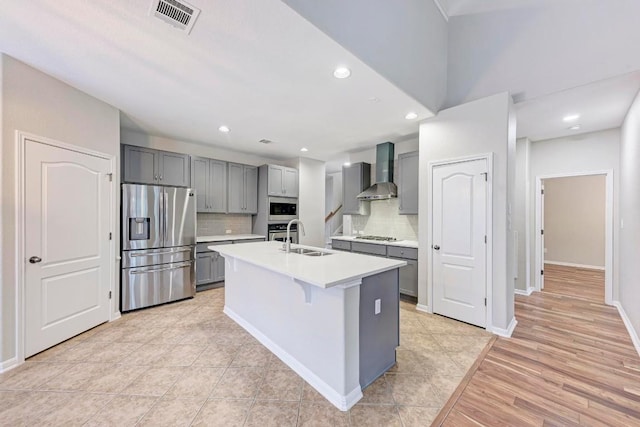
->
[[357, 142, 397, 200]]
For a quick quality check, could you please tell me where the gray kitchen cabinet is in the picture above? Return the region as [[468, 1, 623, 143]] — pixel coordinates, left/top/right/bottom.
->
[[267, 165, 298, 197], [398, 151, 419, 215], [228, 163, 258, 214], [331, 239, 351, 251], [333, 239, 418, 297], [122, 145, 190, 187], [343, 162, 371, 215], [196, 252, 215, 285], [191, 157, 227, 213], [196, 238, 263, 288]]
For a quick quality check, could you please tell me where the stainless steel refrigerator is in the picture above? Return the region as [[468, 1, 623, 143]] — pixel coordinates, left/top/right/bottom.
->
[[121, 184, 196, 311]]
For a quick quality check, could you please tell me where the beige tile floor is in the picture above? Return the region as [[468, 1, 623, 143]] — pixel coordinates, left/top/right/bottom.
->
[[0, 288, 491, 426]]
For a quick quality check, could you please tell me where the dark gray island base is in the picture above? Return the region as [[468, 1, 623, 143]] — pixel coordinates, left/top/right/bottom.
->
[[359, 268, 399, 389]]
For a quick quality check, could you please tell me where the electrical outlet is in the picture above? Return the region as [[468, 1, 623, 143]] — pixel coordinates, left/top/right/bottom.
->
[[374, 299, 381, 315], [225, 229, 232, 234]]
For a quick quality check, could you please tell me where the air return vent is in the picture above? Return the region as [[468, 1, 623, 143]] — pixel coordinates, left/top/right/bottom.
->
[[149, 0, 201, 34]]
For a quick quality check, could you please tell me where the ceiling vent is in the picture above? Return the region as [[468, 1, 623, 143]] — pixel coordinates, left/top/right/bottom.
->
[[259, 139, 273, 144], [149, 0, 201, 34]]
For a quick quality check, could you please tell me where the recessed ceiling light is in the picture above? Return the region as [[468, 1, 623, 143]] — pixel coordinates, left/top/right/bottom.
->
[[568, 124, 581, 130], [333, 67, 351, 79], [563, 114, 580, 122], [343, 162, 351, 167], [218, 125, 230, 133], [300, 148, 308, 152], [405, 112, 418, 120], [368, 96, 381, 103]]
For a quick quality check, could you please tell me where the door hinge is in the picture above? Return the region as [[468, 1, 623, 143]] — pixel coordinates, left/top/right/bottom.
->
[[484, 235, 487, 244], [108, 291, 112, 299], [541, 189, 544, 195], [107, 173, 113, 182], [484, 298, 487, 306], [541, 269, 544, 275], [481, 172, 488, 181], [541, 229, 544, 235], [109, 232, 112, 240]]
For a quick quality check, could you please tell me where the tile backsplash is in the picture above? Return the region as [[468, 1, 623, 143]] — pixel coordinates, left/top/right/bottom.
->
[[197, 213, 252, 236], [348, 198, 418, 241]]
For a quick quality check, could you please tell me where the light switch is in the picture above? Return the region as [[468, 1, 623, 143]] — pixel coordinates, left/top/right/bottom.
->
[[374, 299, 381, 315]]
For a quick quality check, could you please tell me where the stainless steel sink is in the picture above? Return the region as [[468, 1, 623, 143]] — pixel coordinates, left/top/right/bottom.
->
[[281, 247, 333, 256], [303, 251, 333, 257]]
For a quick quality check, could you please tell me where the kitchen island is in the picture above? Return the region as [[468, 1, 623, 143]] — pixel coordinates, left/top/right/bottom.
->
[[213, 241, 406, 411]]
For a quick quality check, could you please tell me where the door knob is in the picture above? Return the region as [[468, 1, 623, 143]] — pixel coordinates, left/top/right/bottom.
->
[[433, 245, 440, 251], [29, 256, 42, 264]]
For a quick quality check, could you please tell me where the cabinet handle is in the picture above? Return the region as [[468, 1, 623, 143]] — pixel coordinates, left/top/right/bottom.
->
[[154, 174, 158, 180], [159, 175, 163, 181]]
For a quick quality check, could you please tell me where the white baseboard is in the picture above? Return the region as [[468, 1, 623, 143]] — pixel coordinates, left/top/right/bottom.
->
[[0, 356, 20, 374], [110, 311, 121, 322], [224, 306, 362, 411], [491, 317, 518, 338], [514, 287, 534, 296], [544, 260, 605, 271], [612, 301, 640, 357], [415, 303, 431, 314]]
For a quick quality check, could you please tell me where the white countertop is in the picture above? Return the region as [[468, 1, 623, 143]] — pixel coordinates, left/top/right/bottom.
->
[[197, 234, 266, 243], [213, 241, 406, 289], [331, 235, 418, 249]]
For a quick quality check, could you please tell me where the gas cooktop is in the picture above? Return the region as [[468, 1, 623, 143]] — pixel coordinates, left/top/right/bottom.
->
[[354, 235, 398, 242]]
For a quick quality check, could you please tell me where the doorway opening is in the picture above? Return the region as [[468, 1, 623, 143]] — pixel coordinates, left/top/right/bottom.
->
[[535, 172, 612, 304]]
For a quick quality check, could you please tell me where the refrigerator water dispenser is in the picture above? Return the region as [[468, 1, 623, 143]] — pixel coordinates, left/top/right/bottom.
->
[[129, 217, 150, 240]]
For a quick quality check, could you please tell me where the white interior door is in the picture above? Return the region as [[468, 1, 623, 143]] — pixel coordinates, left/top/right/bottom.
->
[[432, 159, 487, 327], [25, 139, 111, 357]]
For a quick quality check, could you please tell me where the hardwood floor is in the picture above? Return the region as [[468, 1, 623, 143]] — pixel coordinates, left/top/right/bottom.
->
[[543, 263, 605, 302], [434, 284, 640, 425]]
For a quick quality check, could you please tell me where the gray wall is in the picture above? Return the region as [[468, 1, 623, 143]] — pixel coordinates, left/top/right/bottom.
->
[[446, 1, 640, 107], [1, 55, 120, 366], [418, 92, 516, 333], [282, 0, 448, 113], [620, 88, 640, 344], [543, 175, 606, 268]]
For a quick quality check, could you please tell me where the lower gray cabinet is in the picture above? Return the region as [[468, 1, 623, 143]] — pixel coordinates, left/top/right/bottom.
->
[[196, 251, 225, 286], [332, 239, 418, 297]]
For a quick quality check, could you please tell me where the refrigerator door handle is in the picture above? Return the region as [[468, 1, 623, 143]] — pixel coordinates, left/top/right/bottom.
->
[[130, 262, 191, 275], [164, 191, 169, 246]]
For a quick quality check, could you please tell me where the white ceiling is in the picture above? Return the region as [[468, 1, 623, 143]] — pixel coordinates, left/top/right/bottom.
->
[[516, 71, 640, 142], [0, 0, 432, 161]]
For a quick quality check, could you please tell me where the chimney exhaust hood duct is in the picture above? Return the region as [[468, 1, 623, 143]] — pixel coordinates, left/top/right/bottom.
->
[[356, 142, 397, 200]]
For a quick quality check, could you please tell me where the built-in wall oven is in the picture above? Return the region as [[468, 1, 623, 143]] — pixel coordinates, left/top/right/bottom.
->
[[268, 197, 298, 221], [268, 223, 298, 244]]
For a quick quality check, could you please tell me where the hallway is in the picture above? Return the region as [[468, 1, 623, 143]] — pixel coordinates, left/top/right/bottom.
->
[[434, 283, 640, 425], [543, 263, 605, 302]]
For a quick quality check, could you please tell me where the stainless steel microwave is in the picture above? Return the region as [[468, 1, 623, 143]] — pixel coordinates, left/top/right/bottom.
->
[[268, 197, 298, 221]]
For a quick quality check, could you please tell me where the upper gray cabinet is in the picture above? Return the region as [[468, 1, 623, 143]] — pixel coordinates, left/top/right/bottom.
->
[[267, 165, 298, 197], [342, 162, 371, 215], [398, 151, 419, 215], [122, 145, 190, 187], [191, 157, 227, 213], [228, 163, 258, 214]]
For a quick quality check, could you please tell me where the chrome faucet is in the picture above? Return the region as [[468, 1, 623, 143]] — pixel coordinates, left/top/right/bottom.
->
[[285, 219, 305, 253]]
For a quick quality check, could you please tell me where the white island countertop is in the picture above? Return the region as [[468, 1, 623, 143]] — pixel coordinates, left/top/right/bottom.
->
[[197, 234, 265, 243], [331, 235, 418, 248], [213, 241, 406, 289]]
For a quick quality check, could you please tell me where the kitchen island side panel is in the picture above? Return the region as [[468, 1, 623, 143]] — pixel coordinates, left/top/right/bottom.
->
[[359, 268, 399, 388], [222, 258, 362, 401]]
